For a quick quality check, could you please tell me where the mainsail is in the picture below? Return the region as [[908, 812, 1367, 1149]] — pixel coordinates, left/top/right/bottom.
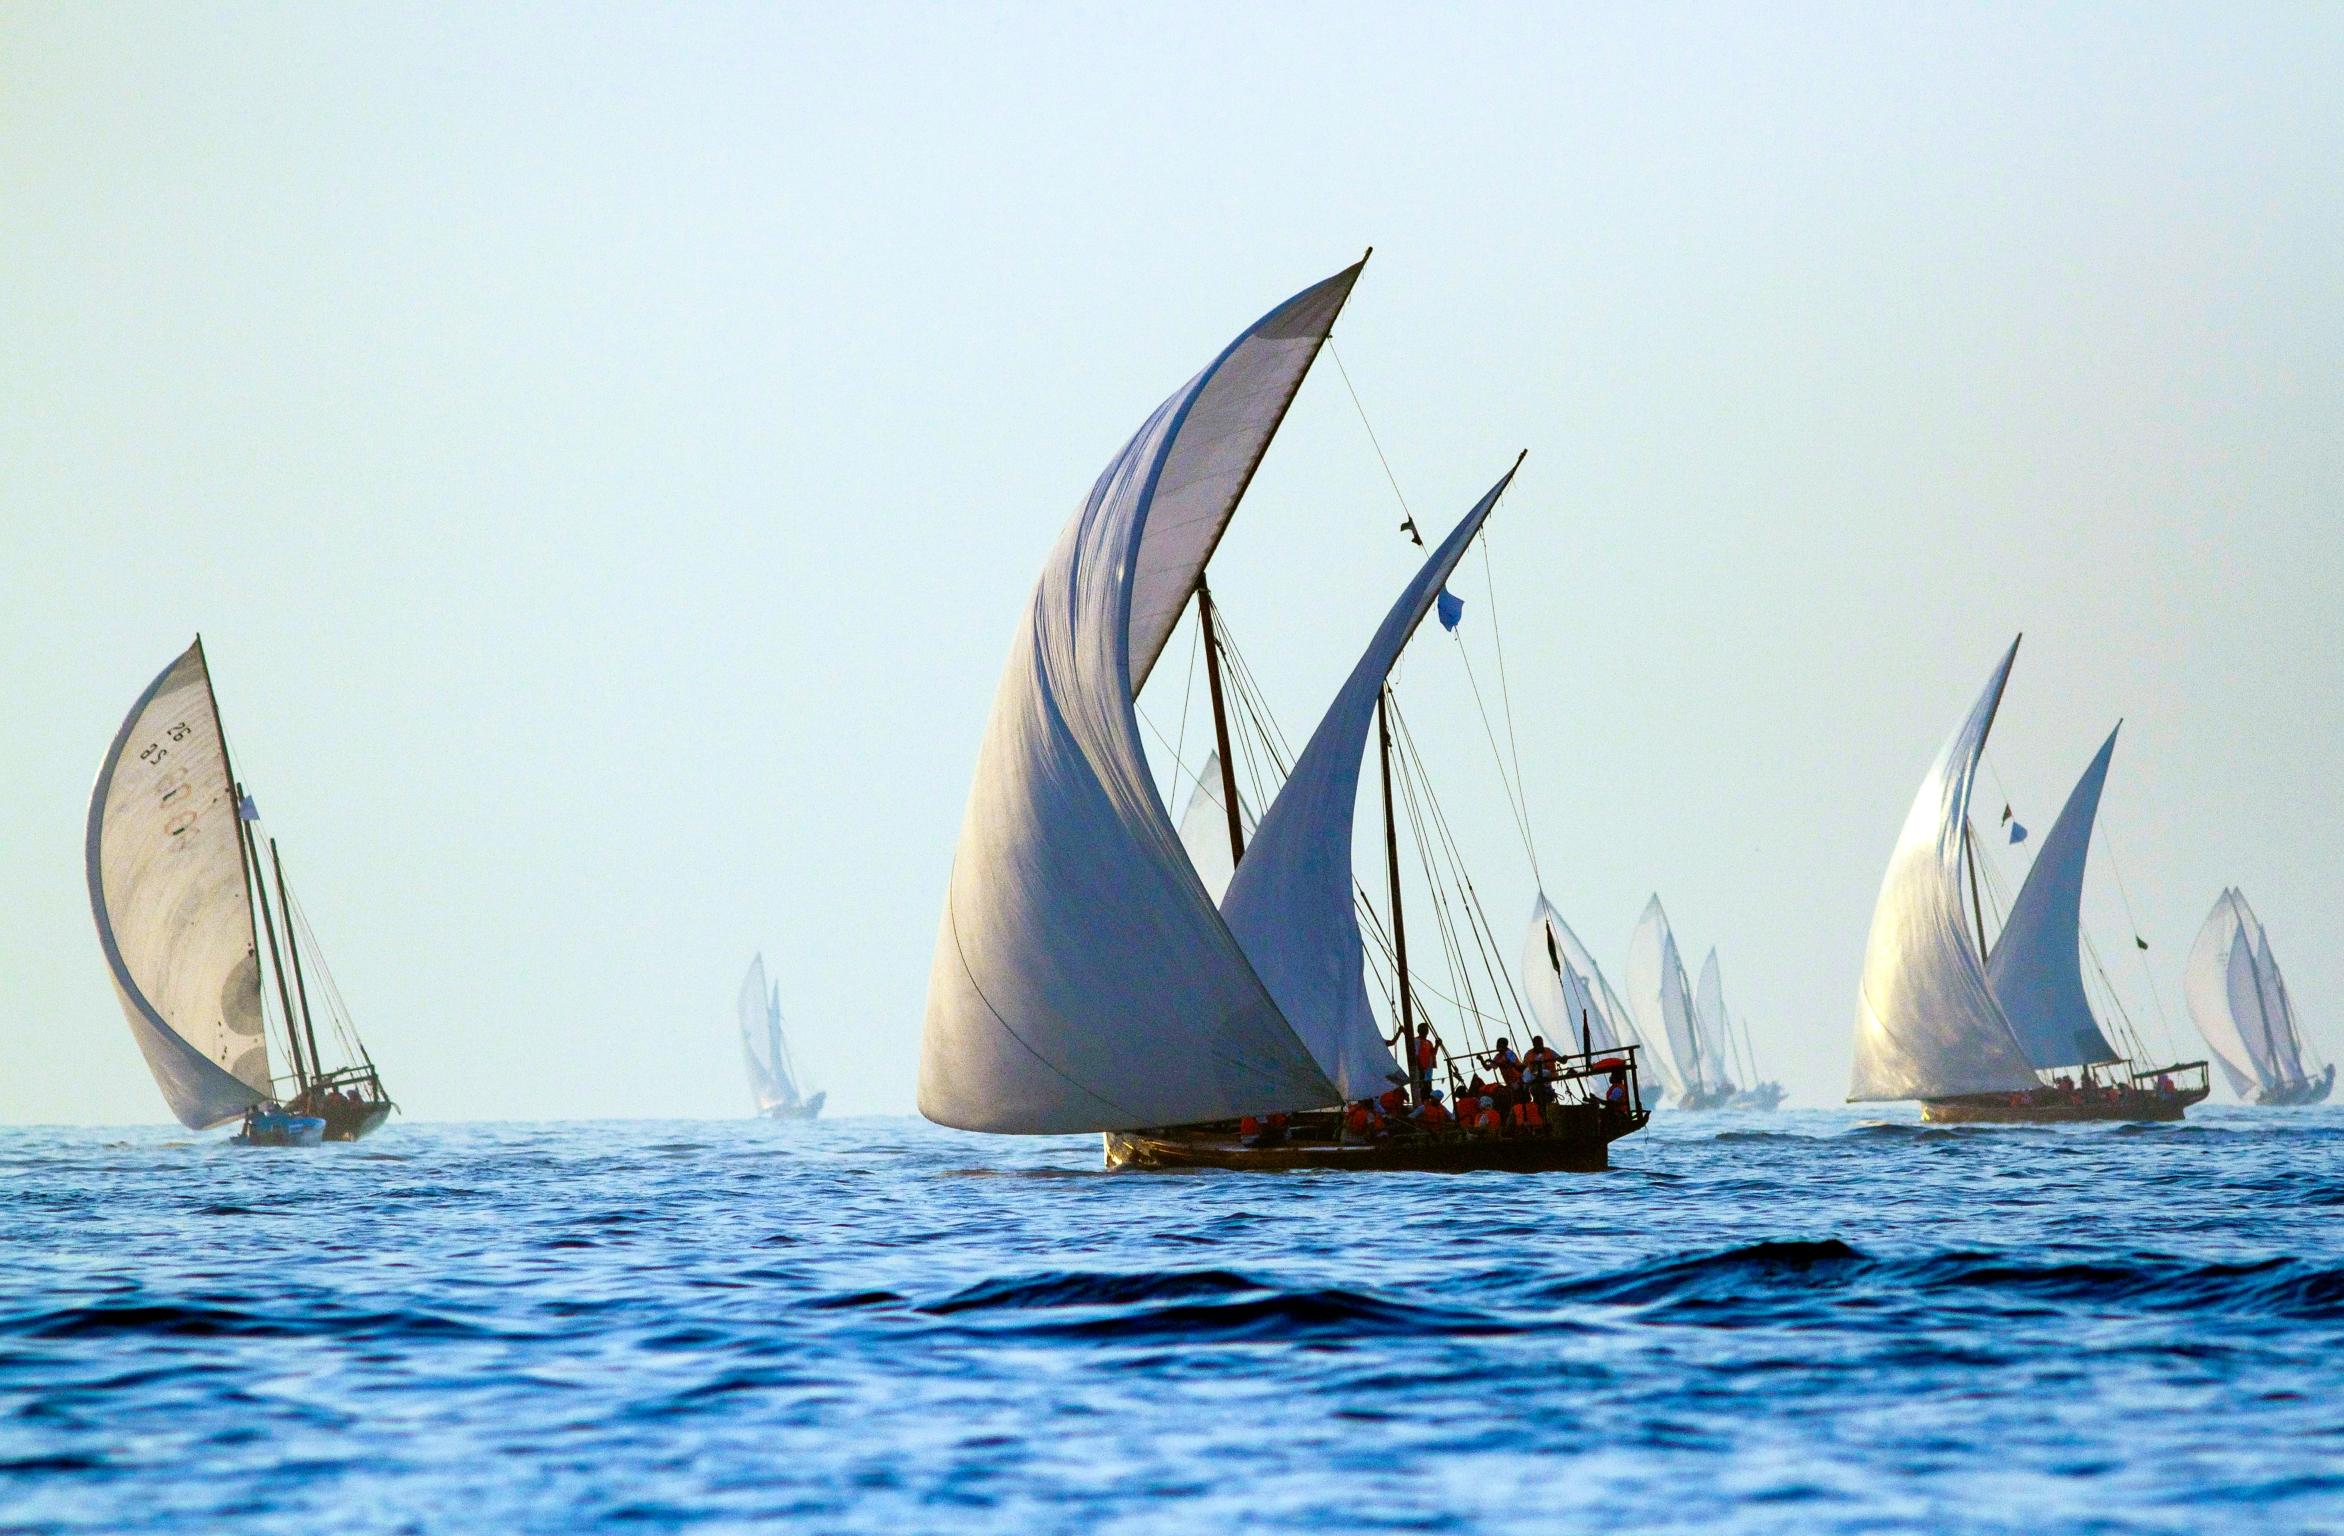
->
[[1521, 894, 1669, 1092], [1220, 468, 1517, 1099], [86, 639, 275, 1129], [1692, 949, 1741, 1096], [1176, 752, 1244, 905], [1849, 638, 2042, 1101], [1985, 726, 2124, 1070], [2185, 889, 2316, 1100], [1626, 896, 1705, 1096], [920, 264, 1362, 1134], [738, 953, 802, 1114]]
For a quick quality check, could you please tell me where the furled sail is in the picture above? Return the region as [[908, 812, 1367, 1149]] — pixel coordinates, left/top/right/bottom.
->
[[1985, 726, 2124, 1069], [1627, 896, 1705, 1095], [1521, 894, 1669, 1092], [1176, 752, 1244, 905], [86, 639, 274, 1129], [920, 266, 1363, 1134], [1692, 949, 1741, 1095], [1220, 467, 1517, 1100], [1849, 638, 2042, 1101], [739, 954, 801, 1114]]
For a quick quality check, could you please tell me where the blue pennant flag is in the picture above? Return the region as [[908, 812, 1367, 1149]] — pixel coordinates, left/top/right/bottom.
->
[[236, 794, 260, 822], [1436, 588, 1464, 632], [2007, 820, 2028, 845]]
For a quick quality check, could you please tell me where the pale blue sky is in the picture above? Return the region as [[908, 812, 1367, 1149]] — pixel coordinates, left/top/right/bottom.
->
[[4, 3, 2338, 1122]]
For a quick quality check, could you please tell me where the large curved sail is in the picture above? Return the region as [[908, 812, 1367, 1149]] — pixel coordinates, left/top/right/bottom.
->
[[1849, 638, 2041, 1101], [1627, 897, 1704, 1094], [920, 267, 1361, 1134], [2183, 892, 2264, 1097], [1220, 467, 1517, 1099], [1986, 726, 2123, 1069], [86, 639, 273, 1129]]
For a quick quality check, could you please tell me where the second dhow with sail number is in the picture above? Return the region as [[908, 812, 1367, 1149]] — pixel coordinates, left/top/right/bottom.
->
[[917, 257, 1650, 1171]]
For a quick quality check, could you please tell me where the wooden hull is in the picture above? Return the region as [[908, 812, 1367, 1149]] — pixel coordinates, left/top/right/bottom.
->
[[758, 1090, 826, 1122], [317, 1099, 393, 1142], [2257, 1067, 2334, 1107], [1104, 1102, 1647, 1173], [1921, 1084, 2209, 1124]]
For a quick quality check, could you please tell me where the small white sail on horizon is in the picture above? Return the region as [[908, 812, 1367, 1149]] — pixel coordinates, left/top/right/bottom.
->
[[1849, 638, 2043, 1102], [738, 953, 818, 1117], [1985, 725, 2126, 1071], [87, 640, 275, 1129], [1626, 896, 1711, 1101], [1691, 949, 1742, 1098], [2185, 889, 2327, 1103]]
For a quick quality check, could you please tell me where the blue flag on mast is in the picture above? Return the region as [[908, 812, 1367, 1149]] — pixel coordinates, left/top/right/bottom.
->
[[1436, 588, 1464, 632]]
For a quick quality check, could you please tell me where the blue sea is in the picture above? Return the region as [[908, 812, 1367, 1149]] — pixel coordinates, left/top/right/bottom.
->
[[1, 1109, 2338, 1534]]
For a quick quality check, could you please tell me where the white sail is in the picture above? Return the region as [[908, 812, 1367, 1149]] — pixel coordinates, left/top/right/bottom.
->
[[920, 266, 1362, 1134], [1176, 753, 1244, 905], [1220, 470, 1518, 1100], [1627, 897, 1707, 1095], [1849, 639, 2042, 1101], [2254, 932, 2308, 1084], [1521, 897, 1619, 1055], [1692, 949, 1740, 1095], [86, 639, 274, 1129], [739, 954, 800, 1114], [1985, 726, 2123, 1069], [1523, 895, 1668, 1093], [2185, 893, 2265, 1097]]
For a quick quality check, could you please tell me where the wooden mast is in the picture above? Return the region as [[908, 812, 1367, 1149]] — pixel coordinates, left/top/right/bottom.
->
[[270, 838, 329, 1095], [240, 795, 309, 1098], [192, 636, 284, 1105], [1378, 688, 1417, 1100], [1196, 578, 1247, 868], [1964, 820, 1990, 965]]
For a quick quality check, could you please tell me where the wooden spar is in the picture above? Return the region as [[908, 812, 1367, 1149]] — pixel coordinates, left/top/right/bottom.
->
[[1965, 820, 1990, 965], [239, 794, 309, 1097], [1378, 688, 1416, 1101], [1196, 578, 1246, 868], [270, 838, 329, 1093], [193, 637, 285, 1099]]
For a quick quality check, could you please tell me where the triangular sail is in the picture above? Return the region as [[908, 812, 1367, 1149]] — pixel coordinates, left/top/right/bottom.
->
[[738, 954, 797, 1113], [1986, 726, 2124, 1069], [920, 266, 1362, 1134], [2185, 891, 2267, 1098], [1220, 468, 1518, 1099], [1521, 895, 1670, 1094], [1849, 638, 2042, 1101], [1176, 752, 1244, 905], [86, 640, 275, 1129], [1627, 896, 1706, 1095], [1692, 949, 1740, 1096], [2253, 933, 2308, 1083]]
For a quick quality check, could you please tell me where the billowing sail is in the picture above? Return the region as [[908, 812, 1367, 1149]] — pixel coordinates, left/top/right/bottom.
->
[[1176, 753, 1243, 905], [1521, 896, 1623, 1056], [86, 639, 274, 1129], [1220, 470, 1516, 1099], [739, 954, 801, 1114], [1522, 895, 1668, 1094], [1986, 726, 2123, 1069], [1849, 639, 2042, 1101], [2187, 890, 2319, 1100], [2254, 933, 2308, 1084], [1627, 897, 1706, 1095], [920, 266, 1362, 1134], [1692, 950, 1740, 1095]]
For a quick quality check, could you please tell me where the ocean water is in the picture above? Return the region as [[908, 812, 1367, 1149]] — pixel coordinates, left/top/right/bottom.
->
[[0, 1109, 2338, 1534]]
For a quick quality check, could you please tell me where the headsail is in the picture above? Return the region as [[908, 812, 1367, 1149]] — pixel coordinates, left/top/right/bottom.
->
[[1176, 752, 1244, 905], [1626, 896, 1705, 1096], [1849, 638, 2041, 1101], [2253, 930, 2309, 1084], [920, 266, 1362, 1134], [1220, 467, 1518, 1099], [1985, 726, 2124, 1069], [86, 639, 274, 1129]]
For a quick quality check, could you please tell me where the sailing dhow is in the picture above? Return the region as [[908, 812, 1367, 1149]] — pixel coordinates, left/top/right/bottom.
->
[[88, 638, 393, 1143], [2185, 890, 2331, 1105], [739, 954, 825, 1121], [1694, 949, 1785, 1111], [1849, 638, 2206, 1122], [918, 260, 1647, 1171], [1626, 896, 1734, 1109]]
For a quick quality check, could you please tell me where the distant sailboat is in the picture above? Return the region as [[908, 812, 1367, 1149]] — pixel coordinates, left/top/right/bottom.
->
[[1849, 638, 2207, 1122], [87, 638, 394, 1142], [738, 954, 824, 1121], [2185, 890, 2331, 1105], [1627, 897, 1734, 1109], [1522, 894, 1671, 1093], [1695, 949, 1784, 1111], [918, 260, 1648, 1171]]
